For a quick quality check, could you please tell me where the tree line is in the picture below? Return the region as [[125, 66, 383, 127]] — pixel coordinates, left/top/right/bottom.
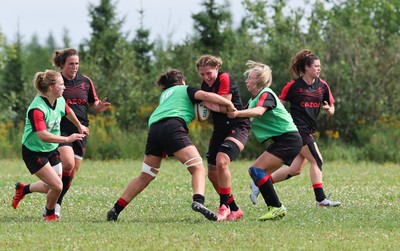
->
[[0, 0, 399, 162]]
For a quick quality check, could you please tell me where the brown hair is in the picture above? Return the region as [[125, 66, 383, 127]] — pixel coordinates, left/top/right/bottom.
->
[[289, 49, 319, 77], [156, 69, 185, 90], [33, 70, 61, 95], [195, 54, 222, 69], [244, 60, 272, 89], [52, 48, 79, 68]]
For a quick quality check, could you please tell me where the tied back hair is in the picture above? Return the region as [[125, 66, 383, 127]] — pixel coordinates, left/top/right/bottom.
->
[[289, 49, 319, 77], [156, 69, 185, 90], [52, 48, 79, 68], [196, 54, 223, 69], [33, 70, 61, 95], [245, 60, 273, 89]]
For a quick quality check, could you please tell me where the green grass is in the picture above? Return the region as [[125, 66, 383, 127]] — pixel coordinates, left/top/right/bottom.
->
[[0, 159, 399, 250]]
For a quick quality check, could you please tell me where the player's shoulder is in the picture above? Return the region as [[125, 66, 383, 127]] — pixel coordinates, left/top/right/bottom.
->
[[283, 79, 298, 89], [78, 73, 94, 83], [219, 71, 234, 82], [316, 78, 331, 89]]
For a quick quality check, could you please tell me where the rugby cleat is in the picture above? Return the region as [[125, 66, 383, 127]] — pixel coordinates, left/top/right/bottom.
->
[[43, 203, 61, 219], [216, 204, 231, 222], [45, 214, 58, 222], [249, 181, 260, 205], [316, 198, 341, 207], [107, 207, 119, 221], [191, 201, 217, 221], [12, 182, 26, 209], [227, 207, 243, 221], [258, 205, 287, 221]]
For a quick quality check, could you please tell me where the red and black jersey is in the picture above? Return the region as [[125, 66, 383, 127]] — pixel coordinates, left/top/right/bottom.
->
[[279, 77, 334, 133], [201, 72, 249, 131], [60, 73, 99, 132]]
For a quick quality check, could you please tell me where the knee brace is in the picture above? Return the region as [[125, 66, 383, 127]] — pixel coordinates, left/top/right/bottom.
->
[[219, 140, 240, 161], [248, 167, 268, 186], [142, 163, 160, 177], [184, 157, 203, 168]]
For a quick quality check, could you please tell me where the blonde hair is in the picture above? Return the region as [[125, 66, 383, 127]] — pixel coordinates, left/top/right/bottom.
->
[[33, 70, 61, 95], [244, 60, 272, 89], [196, 54, 222, 69]]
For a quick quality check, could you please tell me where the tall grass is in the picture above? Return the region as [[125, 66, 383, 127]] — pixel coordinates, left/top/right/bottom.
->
[[0, 159, 399, 250]]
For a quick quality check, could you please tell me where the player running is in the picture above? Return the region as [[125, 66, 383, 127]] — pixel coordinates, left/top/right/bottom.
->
[[249, 49, 341, 207], [228, 61, 302, 220]]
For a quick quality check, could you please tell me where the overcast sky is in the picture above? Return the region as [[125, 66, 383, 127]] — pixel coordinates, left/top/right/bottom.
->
[[0, 0, 306, 47]]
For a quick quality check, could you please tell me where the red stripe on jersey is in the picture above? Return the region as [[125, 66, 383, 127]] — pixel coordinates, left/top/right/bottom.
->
[[257, 92, 268, 107], [279, 79, 295, 100], [82, 74, 99, 103], [320, 78, 335, 104], [65, 103, 71, 115], [218, 73, 230, 95], [32, 109, 47, 131]]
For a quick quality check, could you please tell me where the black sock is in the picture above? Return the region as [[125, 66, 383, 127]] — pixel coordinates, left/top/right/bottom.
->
[[193, 194, 205, 204], [219, 194, 230, 207], [259, 178, 281, 208], [228, 195, 239, 211], [23, 184, 32, 195], [114, 198, 128, 214], [314, 187, 326, 202], [46, 208, 55, 216], [57, 175, 72, 205]]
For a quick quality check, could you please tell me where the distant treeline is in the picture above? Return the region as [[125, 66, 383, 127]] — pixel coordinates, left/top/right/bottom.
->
[[0, 0, 399, 162]]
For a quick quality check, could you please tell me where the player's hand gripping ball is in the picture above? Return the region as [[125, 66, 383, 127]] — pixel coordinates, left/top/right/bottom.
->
[[194, 101, 210, 122]]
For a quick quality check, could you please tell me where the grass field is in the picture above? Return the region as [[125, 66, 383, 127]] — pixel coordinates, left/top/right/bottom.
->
[[0, 159, 399, 250]]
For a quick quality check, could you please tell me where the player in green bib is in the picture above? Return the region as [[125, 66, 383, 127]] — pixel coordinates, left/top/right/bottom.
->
[[107, 69, 236, 222], [12, 70, 88, 222], [228, 61, 302, 221]]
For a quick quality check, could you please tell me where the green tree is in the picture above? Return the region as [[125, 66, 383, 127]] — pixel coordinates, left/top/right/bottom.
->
[[132, 8, 154, 73], [318, 0, 400, 141], [23, 34, 54, 80], [61, 28, 72, 48], [0, 33, 31, 123], [81, 0, 137, 128], [192, 0, 233, 54]]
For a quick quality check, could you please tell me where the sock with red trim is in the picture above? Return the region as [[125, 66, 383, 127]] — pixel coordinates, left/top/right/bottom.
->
[[218, 187, 231, 207], [57, 171, 73, 205], [313, 183, 326, 202], [114, 198, 129, 214], [228, 195, 239, 211]]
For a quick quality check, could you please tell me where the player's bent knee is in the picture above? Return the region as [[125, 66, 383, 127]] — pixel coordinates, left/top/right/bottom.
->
[[219, 140, 240, 161], [52, 182, 63, 193], [248, 167, 267, 184], [184, 156, 203, 168], [142, 163, 160, 177]]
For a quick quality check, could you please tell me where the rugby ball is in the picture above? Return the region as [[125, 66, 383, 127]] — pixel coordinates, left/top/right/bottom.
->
[[194, 101, 210, 122]]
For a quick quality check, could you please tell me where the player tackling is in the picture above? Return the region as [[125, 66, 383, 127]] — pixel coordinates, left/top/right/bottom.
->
[[107, 69, 236, 221]]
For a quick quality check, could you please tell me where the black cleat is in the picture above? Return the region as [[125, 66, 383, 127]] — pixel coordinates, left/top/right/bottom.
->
[[107, 207, 119, 221], [191, 201, 217, 221]]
